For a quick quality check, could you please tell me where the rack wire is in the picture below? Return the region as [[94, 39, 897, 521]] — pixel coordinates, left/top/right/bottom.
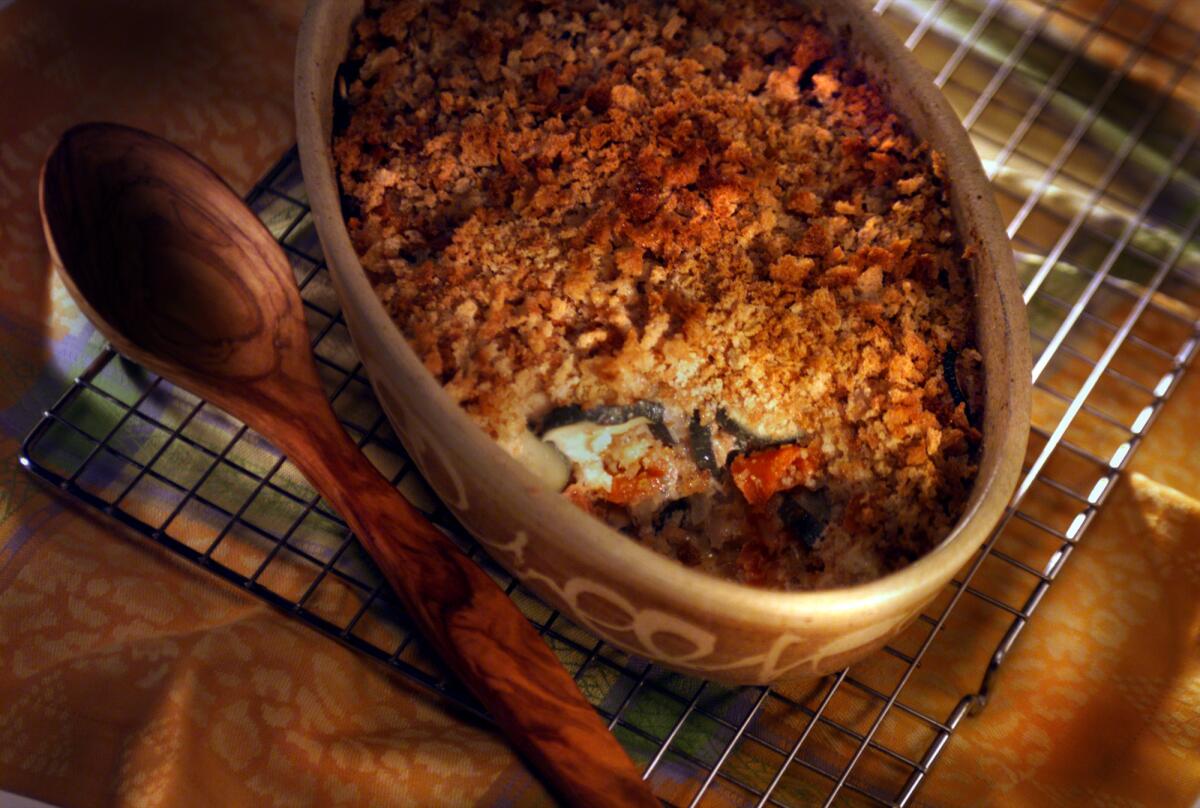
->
[[21, 1, 1200, 804]]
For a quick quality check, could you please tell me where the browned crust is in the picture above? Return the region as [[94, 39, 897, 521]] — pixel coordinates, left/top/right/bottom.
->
[[334, 0, 982, 589]]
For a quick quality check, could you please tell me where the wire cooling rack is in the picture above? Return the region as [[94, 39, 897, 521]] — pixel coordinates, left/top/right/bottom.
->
[[21, 1, 1200, 805]]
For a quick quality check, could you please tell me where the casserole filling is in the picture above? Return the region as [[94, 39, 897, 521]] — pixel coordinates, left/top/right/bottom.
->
[[334, 0, 984, 589]]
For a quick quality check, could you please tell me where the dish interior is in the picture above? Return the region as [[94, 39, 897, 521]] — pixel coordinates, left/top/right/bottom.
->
[[330, 0, 991, 591]]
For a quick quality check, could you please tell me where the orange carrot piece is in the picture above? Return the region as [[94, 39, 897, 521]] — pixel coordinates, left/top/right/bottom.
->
[[730, 444, 819, 506], [607, 467, 668, 505]]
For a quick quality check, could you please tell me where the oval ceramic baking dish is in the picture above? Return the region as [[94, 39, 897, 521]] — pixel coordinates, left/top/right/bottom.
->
[[295, 0, 1030, 684]]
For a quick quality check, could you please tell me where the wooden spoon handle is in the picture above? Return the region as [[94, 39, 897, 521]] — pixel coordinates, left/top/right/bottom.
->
[[280, 417, 658, 808]]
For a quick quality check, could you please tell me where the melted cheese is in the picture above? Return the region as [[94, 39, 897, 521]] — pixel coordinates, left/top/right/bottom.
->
[[543, 417, 653, 491]]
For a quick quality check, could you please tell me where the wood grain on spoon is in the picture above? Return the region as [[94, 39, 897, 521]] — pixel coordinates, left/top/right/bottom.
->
[[39, 122, 659, 808]]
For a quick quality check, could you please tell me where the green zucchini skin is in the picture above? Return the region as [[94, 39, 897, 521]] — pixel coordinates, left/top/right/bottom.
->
[[536, 400, 674, 444], [716, 408, 808, 454], [687, 414, 718, 473], [779, 488, 831, 549]]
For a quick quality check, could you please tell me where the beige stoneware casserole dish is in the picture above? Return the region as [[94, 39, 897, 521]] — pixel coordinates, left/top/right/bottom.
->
[[295, 0, 1031, 684]]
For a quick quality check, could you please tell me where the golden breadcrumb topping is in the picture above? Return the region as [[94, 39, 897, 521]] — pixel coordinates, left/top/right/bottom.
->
[[335, 0, 983, 589]]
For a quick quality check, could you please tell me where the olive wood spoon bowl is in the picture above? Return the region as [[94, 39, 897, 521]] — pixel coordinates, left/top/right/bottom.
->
[[39, 122, 658, 808]]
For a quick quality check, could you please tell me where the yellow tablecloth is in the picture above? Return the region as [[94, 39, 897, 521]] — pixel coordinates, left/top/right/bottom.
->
[[0, 1, 1196, 806]]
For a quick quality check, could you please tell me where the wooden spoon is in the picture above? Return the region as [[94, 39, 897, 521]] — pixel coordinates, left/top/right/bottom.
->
[[40, 123, 658, 808]]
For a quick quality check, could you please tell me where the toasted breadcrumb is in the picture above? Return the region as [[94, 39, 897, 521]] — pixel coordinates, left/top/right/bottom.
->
[[334, 0, 983, 589]]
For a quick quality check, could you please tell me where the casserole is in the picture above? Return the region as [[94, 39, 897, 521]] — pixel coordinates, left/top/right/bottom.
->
[[296, 0, 1030, 683]]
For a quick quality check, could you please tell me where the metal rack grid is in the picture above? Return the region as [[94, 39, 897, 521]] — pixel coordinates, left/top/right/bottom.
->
[[20, 1, 1200, 805]]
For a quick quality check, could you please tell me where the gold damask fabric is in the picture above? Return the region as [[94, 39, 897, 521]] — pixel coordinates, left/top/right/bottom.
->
[[0, 1, 1197, 806]]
